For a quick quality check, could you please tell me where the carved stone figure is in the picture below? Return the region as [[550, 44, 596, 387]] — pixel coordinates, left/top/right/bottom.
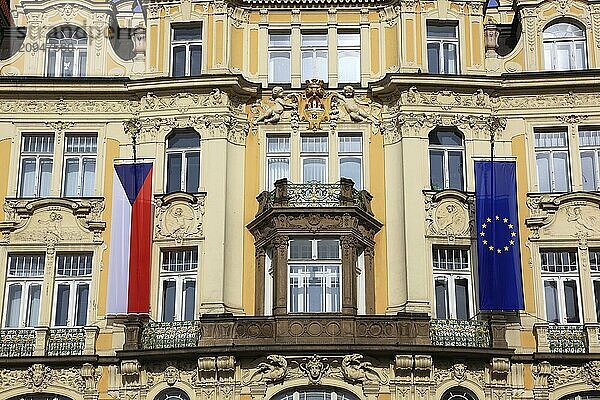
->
[[28, 364, 50, 388], [435, 202, 465, 235], [299, 355, 329, 384], [333, 86, 377, 123], [247, 354, 287, 383], [341, 354, 384, 384], [255, 87, 295, 124], [450, 363, 467, 382], [566, 206, 600, 233], [584, 360, 600, 387]]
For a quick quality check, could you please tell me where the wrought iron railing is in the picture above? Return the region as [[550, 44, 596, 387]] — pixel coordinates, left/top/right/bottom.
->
[[141, 320, 202, 350], [548, 325, 586, 353], [0, 328, 35, 357], [46, 327, 85, 356], [286, 181, 345, 207], [430, 319, 491, 347]]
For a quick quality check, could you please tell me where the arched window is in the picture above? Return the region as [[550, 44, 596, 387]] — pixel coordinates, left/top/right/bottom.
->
[[275, 388, 359, 400], [165, 130, 201, 193], [155, 389, 191, 400], [559, 391, 600, 400], [429, 128, 465, 191], [441, 387, 479, 400], [543, 21, 587, 71], [9, 395, 72, 400], [46, 26, 88, 77]]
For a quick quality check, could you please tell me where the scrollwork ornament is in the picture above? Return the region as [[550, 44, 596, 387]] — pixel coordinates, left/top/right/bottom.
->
[[299, 355, 329, 384], [584, 361, 600, 388]]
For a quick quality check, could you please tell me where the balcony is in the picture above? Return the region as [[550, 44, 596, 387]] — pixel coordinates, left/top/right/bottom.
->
[[0, 326, 99, 358], [141, 320, 202, 350], [256, 178, 373, 215], [534, 324, 600, 354], [430, 319, 491, 348]]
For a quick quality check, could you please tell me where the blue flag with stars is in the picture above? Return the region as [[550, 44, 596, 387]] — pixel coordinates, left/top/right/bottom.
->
[[475, 161, 525, 310]]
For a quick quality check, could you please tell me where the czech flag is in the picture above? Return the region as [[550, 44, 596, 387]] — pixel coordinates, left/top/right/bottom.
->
[[107, 163, 153, 314]]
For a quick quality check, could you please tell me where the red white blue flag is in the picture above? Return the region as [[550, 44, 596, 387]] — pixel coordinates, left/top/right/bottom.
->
[[107, 163, 153, 314]]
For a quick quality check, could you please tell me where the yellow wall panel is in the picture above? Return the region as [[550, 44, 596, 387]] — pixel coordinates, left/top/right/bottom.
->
[[269, 13, 292, 23], [207, 14, 214, 68], [149, 25, 158, 70], [472, 21, 482, 66], [370, 28, 380, 75], [406, 20, 415, 64], [337, 12, 360, 23], [216, 20, 224, 66], [523, 364, 534, 390], [368, 11, 379, 22], [300, 12, 327, 23], [384, 26, 398, 70], [249, 29, 258, 75], [464, 14, 472, 67], [231, 27, 244, 70], [0, 139, 10, 221], [249, 11, 261, 23]]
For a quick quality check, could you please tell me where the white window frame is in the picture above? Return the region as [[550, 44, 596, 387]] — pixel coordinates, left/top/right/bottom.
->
[[18, 134, 54, 198], [45, 26, 88, 77], [426, 21, 459, 74], [543, 22, 587, 71], [266, 135, 291, 190], [62, 134, 97, 197], [301, 32, 328, 82], [590, 249, 600, 322], [432, 247, 474, 320], [428, 130, 465, 191], [3, 254, 45, 328], [337, 31, 361, 83], [534, 130, 571, 193], [159, 248, 198, 322], [540, 250, 582, 324], [300, 135, 328, 183], [579, 127, 600, 191], [165, 131, 201, 193], [268, 32, 292, 84], [287, 238, 341, 313], [171, 24, 203, 77], [338, 134, 363, 189], [52, 253, 92, 327]]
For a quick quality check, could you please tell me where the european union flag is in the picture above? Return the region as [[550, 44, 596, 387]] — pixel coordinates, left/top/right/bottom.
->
[[475, 161, 525, 310]]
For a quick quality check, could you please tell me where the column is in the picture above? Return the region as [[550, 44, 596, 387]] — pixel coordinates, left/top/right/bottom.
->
[[254, 247, 266, 315], [341, 235, 358, 315], [272, 235, 289, 316], [363, 246, 375, 314]]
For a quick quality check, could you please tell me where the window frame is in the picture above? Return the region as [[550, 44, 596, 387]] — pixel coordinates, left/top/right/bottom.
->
[[62, 134, 98, 197], [540, 249, 583, 324], [266, 134, 291, 190], [337, 31, 361, 84], [164, 130, 202, 193], [3, 254, 45, 328], [301, 32, 329, 82], [170, 23, 203, 77], [338, 133, 363, 189], [51, 252, 93, 327], [268, 31, 292, 84], [432, 247, 474, 320], [158, 247, 198, 322], [300, 135, 329, 183], [426, 21, 460, 75], [428, 129, 465, 191], [534, 129, 572, 193], [18, 134, 55, 198], [543, 21, 587, 71], [45, 26, 88, 77], [579, 127, 600, 191]]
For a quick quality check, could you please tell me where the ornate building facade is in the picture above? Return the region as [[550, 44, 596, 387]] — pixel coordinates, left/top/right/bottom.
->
[[0, 0, 599, 399]]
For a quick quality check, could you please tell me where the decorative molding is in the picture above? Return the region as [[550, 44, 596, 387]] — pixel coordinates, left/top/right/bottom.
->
[[424, 190, 474, 242], [154, 193, 205, 244]]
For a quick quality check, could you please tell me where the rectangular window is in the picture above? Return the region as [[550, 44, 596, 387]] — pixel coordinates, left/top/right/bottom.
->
[[266, 135, 290, 190], [160, 248, 198, 322], [432, 247, 472, 320], [535, 130, 571, 192], [541, 250, 581, 324], [579, 127, 600, 191], [4, 254, 45, 328], [301, 33, 328, 82], [53, 253, 93, 327], [338, 32, 360, 83], [591, 249, 600, 322], [19, 135, 54, 198], [63, 135, 97, 197], [171, 24, 202, 77], [288, 238, 341, 313], [268, 32, 291, 84], [339, 134, 363, 189], [427, 22, 459, 74], [301, 136, 328, 183]]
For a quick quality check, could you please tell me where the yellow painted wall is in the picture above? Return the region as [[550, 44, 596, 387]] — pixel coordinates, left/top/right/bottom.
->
[[207, 13, 215, 68], [338, 12, 360, 23], [300, 12, 327, 23], [97, 138, 120, 317], [370, 28, 380, 76], [385, 26, 398, 70], [231, 27, 244, 70], [216, 20, 224, 66], [269, 13, 292, 23], [0, 139, 10, 221], [249, 29, 258, 75], [370, 133, 388, 313], [149, 25, 158, 70]]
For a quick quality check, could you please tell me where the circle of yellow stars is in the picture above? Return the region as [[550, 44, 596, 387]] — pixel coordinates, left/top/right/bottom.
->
[[479, 215, 517, 255]]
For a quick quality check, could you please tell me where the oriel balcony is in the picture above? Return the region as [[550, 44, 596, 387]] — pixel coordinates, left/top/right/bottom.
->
[[0, 326, 99, 358], [534, 323, 600, 354]]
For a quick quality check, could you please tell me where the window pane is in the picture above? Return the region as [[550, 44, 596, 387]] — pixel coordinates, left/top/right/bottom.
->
[[302, 34, 327, 46], [185, 151, 200, 193], [427, 43, 440, 74], [455, 278, 469, 320], [54, 284, 70, 326], [184, 280, 196, 321], [429, 150, 444, 190], [162, 280, 176, 322], [27, 284, 41, 327], [267, 158, 290, 189], [269, 52, 291, 83], [166, 153, 183, 193], [435, 279, 448, 319], [581, 151, 597, 191], [594, 280, 600, 323], [63, 158, 80, 196], [317, 239, 339, 259], [536, 153, 551, 192], [172, 45, 186, 77], [47, 49, 57, 77], [303, 158, 326, 183], [544, 42, 553, 70], [444, 43, 457, 74], [290, 239, 312, 259], [78, 51, 87, 77], [340, 157, 362, 189], [553, 152, 570, 191], [448, 151, 464, 190], [82, 158, 95, 196], [544, 280, 559, 323], [556, 43, 570, 70], [20, 158, 36, 197], [564, 280, 580, 323], [168, 132, 200, 148], [301, 51, 314, 81], [76, 284, 89, 326], [40, 159, 53, 197], [427, 24, 457, 38], [173, 26, 202, 41], [61, 50, 74, 77], [190, 45, 202, 76], [269, 34, 290, 46], [5, 284, 22, 328], [307, 273, 323, 312], [338, 50, 360, 83]]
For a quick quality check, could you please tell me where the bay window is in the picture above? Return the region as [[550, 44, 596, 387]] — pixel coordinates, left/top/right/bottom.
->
[[541, 250, 581, 324], [62, 135, 97, 197], [543, 21, 587, 71], [288, 238, 341, 313], [432, 247, 472, 320], [339, 134, 363, 189], [429, 129, 464, 191], [579, 127, 600, 191], [338, 32, 360, 83], [427, 22, 459, 74], [535, 130, 571, 192], [301, 136, 328, 183], [19, 134, 54, 198], [301, 33, 328, 82], [266, 135, 290, 190], [171, 24, 202, 77], [268, 32, 291, 84], [160, 248, 197, 322], [3, 254, 44, 328], [53, 253, 92, 327], [165, 130, 201, 193]]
